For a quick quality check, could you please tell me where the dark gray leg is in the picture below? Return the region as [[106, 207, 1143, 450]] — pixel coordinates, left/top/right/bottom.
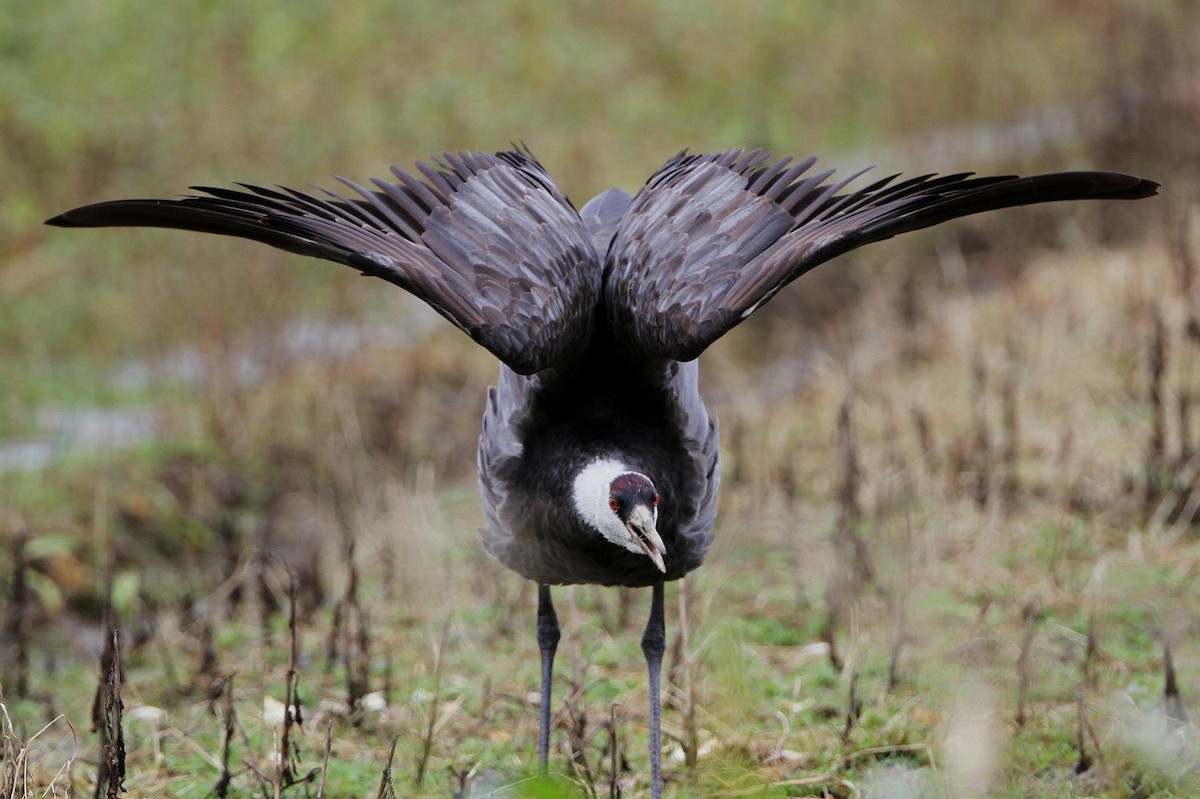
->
[[641, 582, 666, 798], [536, 583, 561, 773]]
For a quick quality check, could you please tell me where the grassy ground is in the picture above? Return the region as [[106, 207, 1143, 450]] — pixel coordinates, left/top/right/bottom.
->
[[7, 237, 1200, 797], [3, 2, 1200, 797]]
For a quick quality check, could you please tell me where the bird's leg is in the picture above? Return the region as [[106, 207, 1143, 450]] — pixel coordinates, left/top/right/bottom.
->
[[536, 583, 561, 773], [641, 582, 666, 798]]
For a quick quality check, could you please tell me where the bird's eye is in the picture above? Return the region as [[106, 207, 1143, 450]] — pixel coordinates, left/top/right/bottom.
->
[[608, 496, 619, 511], [652, 494, 659, 506]]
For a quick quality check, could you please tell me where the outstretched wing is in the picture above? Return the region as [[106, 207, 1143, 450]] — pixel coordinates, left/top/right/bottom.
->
[[604, 149, 1159, 362], [48, 149, 601, 375]]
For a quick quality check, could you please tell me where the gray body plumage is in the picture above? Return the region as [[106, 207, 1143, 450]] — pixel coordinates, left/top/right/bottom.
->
[[46, 147, 1158, 588]]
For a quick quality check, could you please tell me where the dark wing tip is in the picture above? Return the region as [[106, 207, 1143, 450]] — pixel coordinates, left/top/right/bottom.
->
[[1014, 172, 1160, 206], [46, 210, 83, 227], [45, 199, 180, 229], [1123, 176, 1160, 199], [46, 204, 121, 227], [1059, 171, 1159, 200]]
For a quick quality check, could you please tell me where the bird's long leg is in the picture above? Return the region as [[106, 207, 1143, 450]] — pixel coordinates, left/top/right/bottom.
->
[[642, 582, 666, 798], [536, 583, 561, 773]]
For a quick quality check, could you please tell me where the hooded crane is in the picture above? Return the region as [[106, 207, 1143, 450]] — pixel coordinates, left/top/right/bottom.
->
[[48, 148, 1157, 796]]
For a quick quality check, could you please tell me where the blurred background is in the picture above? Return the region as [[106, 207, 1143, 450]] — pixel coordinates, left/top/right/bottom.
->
[[3, 2, 1200, 796]]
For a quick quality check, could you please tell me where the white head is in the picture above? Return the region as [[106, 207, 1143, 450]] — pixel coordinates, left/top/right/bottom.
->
[[572, 457, 667, 573]]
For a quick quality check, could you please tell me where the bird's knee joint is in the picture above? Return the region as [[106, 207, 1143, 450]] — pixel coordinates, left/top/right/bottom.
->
[[538, 625, 561, 651], [641, 634, 665, 658]]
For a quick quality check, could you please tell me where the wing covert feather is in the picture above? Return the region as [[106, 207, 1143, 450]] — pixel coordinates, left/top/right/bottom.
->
[[48, 149, 601, 374], [604, 150, 1158, 361]]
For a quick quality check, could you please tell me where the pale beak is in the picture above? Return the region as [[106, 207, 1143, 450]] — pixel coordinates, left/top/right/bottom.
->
[[627, 504, 667, 573]]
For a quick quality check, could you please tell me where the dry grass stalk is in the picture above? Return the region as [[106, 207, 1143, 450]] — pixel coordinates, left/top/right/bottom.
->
[[911, 405, 937, 478], [1188, 314, 1200, 347], [564, 589, 595, 788], [1163, 640, 1189, 728], [1179, 391, 1194, 468], [1, 707, 78, 799], [836, 398, 863, 532], [1171, 196, 1195, 300], [217, 510, 245, 620], [607, 704, 621, 799], [273, 573, 311, 798], [1001, 343, 1021, 512], [897, 266, 924, 363], [246, 550, 267, 673], [381, 649, 394, 709], [676, 578, 699, 773], [488, 570, 525, 639], [562, 700, 596, 794], [151, 617, 183, 698], [885, 615, 906, 695], [1014, 601, 1041, 729], [879, 402, 911, 516], [1083, 612, 1099, 693], [91, 617, 125, 799], [325, 461, 368, 701], [448, 764, 471, 797], [323, 596, 343, 675], [835, 397, 873, 586], [1146, 308, 1168, 512], [213, 677, 235, 799], [1074, 614, 1103, 776], [380, 529, 397, 604], [348, 605, 371, 727], [665, 621, 684, 712], [821, 607, 844, 673], [825, 398, 872, 672], [195, 618, 221, 694], [413, 619, 451, 790], [0, 703, 14, 799], [3, 530, 30, 698], [480, 675, 493, 722], [840, 657, 862, 744], [331, 536, 371, 726], [886, 516, 914, 694], [315, 721, 334, 799], [776, 451, 797, 500], [378, 734, 401, 799], [971, 354, 991, 508], [569, 588, 585, 699], [1074, 689, 1094, 775]]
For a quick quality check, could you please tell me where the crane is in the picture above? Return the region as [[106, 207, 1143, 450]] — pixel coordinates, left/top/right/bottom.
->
[[48, 147, 1157, 796]]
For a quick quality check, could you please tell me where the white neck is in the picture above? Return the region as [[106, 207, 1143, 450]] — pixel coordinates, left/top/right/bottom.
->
[[572, 457, 643, 554]]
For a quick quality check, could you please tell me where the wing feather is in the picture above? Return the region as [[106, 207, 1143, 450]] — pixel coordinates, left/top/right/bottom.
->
[[604, 150, 1158, 362], [48, 148, 601, 374]]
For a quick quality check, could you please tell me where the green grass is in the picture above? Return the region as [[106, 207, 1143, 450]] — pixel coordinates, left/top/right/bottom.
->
[[5, 469, 1200, 796]]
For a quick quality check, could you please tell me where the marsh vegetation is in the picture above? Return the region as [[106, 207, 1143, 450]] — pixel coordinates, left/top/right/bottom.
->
[[3, 3, 1199, 796]]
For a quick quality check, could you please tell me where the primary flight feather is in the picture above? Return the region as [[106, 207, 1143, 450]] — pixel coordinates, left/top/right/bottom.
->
[[48, 146, 1157, 797]]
